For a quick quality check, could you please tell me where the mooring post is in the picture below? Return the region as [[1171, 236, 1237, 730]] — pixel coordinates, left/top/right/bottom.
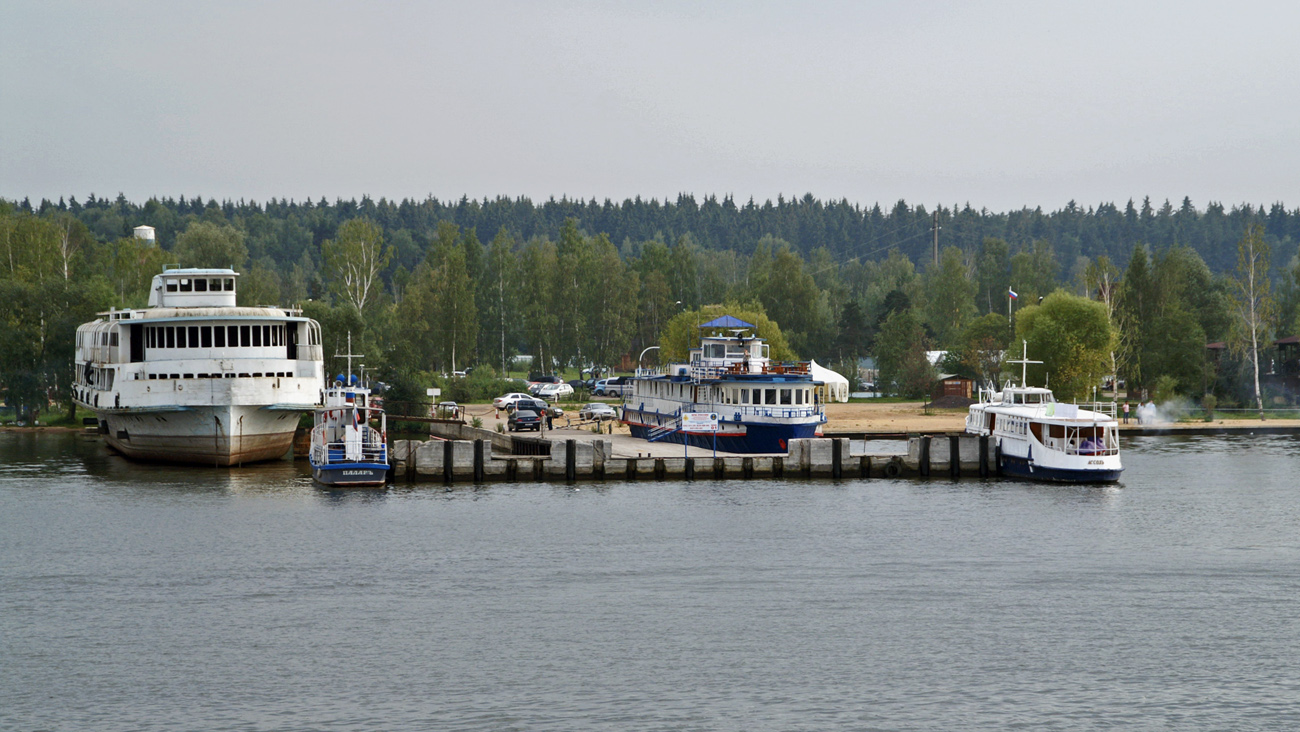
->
[[685, 456, 695, 481], [443, 440, 453, 483], [979, 434, 989, 477], [473, 439, 484, 482], [949, 435, 960, 478], [919, 436, 931, 477], [565, 439, 576, 481], [832, 438, 842, 479]]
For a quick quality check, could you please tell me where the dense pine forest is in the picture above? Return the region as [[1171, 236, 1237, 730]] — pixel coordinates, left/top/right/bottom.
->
[[4, 192, 1300, 419]]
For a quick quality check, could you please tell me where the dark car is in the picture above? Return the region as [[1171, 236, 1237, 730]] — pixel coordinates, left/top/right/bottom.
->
[[508, 409, 542, 432], [506, 398, 563, 418]]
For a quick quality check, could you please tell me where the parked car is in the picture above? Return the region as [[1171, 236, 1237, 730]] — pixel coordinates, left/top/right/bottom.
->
[[508, 399, 563, 418], [528, 374, 563, 385], [434, 401, 461, 419], [493, 392, 534, 410], [507, 409, 542, 432], [535, 382, 574, 401], [595, 377, 632, 397], [579, 403, 618, 421]]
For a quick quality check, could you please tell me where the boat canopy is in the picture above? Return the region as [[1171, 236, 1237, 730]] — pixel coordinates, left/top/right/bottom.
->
[[700, 315, 755, 329]]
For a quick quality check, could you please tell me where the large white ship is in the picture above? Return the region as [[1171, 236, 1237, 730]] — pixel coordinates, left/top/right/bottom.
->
[[73, 267, 324, 465]]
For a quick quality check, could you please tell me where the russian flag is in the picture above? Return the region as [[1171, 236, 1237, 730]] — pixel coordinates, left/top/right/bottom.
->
[[1008, 288, 1019, 300]]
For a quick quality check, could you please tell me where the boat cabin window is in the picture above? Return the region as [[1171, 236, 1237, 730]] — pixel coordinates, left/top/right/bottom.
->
[[780, 388, 791, 405], [179, 279, 192, 292], [224, 278, 234, 291], [764, 388, 776, 405], [194, 279, 207, 292], [166, 281, 178, 292]]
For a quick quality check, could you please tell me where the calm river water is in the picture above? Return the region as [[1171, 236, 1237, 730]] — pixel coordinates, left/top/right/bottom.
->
[[3, 432, 1300, 731]]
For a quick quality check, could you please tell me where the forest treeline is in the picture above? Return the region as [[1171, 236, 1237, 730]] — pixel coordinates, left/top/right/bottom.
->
[[2, 192, 1299, 417]]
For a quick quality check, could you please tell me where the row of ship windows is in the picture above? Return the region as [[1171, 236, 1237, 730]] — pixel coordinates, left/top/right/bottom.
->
[[720, 386, 812, 406], [1001, 417, 1028, 435], [142, 372, 295, 380], [147, 324, 288, 349], [642, 381, 813, 406], [166, 278, 234, 293], [79, 331, 119, 347]]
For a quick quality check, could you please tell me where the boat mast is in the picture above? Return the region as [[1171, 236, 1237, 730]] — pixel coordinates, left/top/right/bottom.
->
[[1003, 339, 1043, 388], [336, 332, 364, 384]]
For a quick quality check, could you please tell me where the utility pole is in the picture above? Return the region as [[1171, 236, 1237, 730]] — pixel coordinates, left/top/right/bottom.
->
[[932, 210, 940, 266]]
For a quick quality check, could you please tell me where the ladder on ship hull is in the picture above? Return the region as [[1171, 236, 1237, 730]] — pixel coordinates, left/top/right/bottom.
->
[[647, 417, 681, 442]]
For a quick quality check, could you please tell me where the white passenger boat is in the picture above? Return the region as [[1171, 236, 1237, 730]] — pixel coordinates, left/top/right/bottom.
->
[[622, 315, 826, 453], [73, 266, 324, 465], [964, 343, 1122, 483]]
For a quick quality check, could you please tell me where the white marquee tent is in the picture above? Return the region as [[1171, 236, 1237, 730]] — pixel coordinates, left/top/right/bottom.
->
[[809, 360, 850, 403]]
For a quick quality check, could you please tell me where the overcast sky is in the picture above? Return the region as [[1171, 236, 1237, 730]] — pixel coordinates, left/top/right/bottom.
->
[[4, 1, 1299, 213]]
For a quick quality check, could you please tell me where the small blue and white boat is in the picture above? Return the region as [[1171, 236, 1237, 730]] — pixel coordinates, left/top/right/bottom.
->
[[622, 316, 826, 453], [309, 340, 388, 487], [965, 342, 1123, 483]]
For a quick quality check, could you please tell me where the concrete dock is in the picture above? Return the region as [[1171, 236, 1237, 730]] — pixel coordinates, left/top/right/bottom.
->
[[390, 428, 999, 484]]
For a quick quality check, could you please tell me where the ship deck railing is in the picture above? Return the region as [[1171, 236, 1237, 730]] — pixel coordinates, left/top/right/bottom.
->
[[642, 403, 824, 421], [309, 426, 388, 465], [1041, 434, 1120, 457], [1072, 401, 1117, 418], [688, 362, 811, 381]]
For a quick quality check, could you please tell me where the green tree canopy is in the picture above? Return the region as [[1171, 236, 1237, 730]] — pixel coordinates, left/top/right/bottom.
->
[[875, 308, 934, 398], [172, 221, 248, 270], [924, 245, 977, 348], [1012, 291, 1114, 401], [659, 304, 794, 364]]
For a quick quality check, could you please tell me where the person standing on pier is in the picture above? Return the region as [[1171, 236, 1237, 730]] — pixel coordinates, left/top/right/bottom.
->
[[1122, 401, 1130, 424]]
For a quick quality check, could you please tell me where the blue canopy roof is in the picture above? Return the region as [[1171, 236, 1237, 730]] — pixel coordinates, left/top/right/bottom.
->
[[700, 315, 755, 329]]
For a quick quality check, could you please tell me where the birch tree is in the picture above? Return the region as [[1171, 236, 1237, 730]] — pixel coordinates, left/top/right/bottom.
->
[[1085, 255, 1121, 396], [322, 218, 392, 319], [1230, 223, 1274, 417]]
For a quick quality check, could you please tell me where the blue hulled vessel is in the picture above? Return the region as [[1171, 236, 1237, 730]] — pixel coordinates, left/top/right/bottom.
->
[[309, 338, 388, 487], [622, 316, 826, 453]]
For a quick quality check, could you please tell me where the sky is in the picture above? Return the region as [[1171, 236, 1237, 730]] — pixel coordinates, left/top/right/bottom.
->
[[4, 1, 1300, 213]]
